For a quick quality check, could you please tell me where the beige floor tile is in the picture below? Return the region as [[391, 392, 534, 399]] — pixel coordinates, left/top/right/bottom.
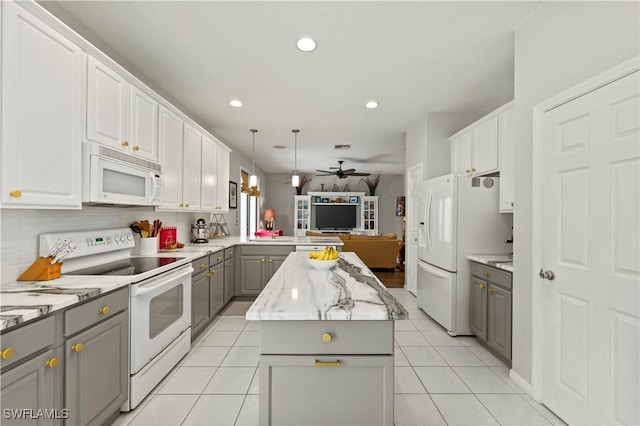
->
[[477, 394, 552, 425], [235, 395, 259, 426], [489, 366, 525, 393], [221, 347, 260, 367], [394, 394, 446, 425], [128, 394, 198, 425], [248, 368, 259, 394], [395, 320, 418, 331], [431, 394, 498, 425], [182, 394, 245, 425], [235, 331, 259, 347], [414, 366, 471, 394], [156, 366, 217, 394], [203, 367, 255, 394], [394, 367, 427, 393], [395, 331, 432, 346], [401, 346, 448, 366], [468, 345, 507, 366], [435, 346, 486, 366], [183, 346, 230, 367], [214, 316, 248, 331], [453, 366, 517, 394], [200, 330, 241, 346], [421, 330, 465, 347], [394, 347, 411, 366]]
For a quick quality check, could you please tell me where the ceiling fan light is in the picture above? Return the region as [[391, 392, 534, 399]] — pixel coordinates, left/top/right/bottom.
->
[[291, 175, 300, 187], [249, 174, 257, 187]]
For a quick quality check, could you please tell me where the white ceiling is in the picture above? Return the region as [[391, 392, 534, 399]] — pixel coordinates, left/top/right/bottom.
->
[[52, 1, 539, 175]]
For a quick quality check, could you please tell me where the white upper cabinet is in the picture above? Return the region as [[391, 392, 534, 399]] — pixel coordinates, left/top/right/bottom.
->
[[216, 145, 231, 212], [200, 134, 218, 211], [498, 105, 515, 212], [129, 85, 159, 161], [158, 106, 183, 210], [86, 56, 159, 162], [182, 124, 203, 211], [451, 108, 502, 177], [1, 1, 83, 209], [472, 116, 499, 175]]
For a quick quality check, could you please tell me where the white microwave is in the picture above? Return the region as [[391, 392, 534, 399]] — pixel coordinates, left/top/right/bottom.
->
[[82, 142, 162, 206]]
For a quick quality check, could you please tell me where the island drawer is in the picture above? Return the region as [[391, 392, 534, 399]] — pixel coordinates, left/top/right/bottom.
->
[[224, 248, 234, 259], [64, 287, 128, 337], [0, 315, 56, 370], [260, 320, 393, 355], [191, 256, 209, 276], [470, 263, 512, 290]]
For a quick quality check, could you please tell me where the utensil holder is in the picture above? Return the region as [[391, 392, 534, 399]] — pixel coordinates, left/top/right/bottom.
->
[[18, 257, 62, 281], [139, 237, 158, 255]]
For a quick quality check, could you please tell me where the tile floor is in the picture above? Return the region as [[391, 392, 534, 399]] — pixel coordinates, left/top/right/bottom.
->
[[114, 288, 566, 426]]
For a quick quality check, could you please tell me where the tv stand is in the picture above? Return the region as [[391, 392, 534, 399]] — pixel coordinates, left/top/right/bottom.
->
[[293, 192, 378, 236]]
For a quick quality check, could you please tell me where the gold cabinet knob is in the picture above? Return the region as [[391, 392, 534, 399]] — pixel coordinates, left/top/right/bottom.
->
[[133, 146, 140, 151], [472, 168, 477, 172], [185, 204, 190, 207], [483, 272, 490, 278], [322, 333, 332, 343], [225, 262, 230, 267], [199, 263, 206, 269], [261, 258, 265, 262], [122, 141, 129, 147], [9, 190, 22, 198], [489, 288, 494, 294], [229, 251, 233, 256], [217, 256, 222, 261], [269, 258, 273, 262], [71, 343, 83, 352], [45, 357, 59, 368], [465, 169, 470, 174], [479, 284, 485, 289], [1, 347, 15, 360], [210, 268, 216, 274], [179, 203, 184, 207], [99, 306, 110, 315]]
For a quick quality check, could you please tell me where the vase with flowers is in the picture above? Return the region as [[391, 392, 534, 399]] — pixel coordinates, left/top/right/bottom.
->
[[360, 174, 380, 196]]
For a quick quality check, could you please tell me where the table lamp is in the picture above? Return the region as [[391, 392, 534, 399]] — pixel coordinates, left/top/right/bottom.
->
[[264, 209, 275, 230]]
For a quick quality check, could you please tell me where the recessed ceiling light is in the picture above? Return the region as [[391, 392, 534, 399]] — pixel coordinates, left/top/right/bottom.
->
[[365, 101, 379, 109], [229, 99, 243, 108], [273, 145, 286, 149], [297, 37, 317, 52]]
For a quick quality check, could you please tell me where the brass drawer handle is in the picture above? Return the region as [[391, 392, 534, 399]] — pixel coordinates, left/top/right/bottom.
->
[[122, 141, 129, 147], [1, 348, 15, 360], [9, 190, 22, 198], [315, 360, 341, 367], [133, 146, 140, 151], [99, 306, 110, 315], [45, 357, 59, 368], [71, 343, 83, 353], [322, 333, 332, 343]]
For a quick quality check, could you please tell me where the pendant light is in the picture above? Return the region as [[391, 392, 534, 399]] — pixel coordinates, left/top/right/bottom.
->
[[249, 129, 258, 188], [291, 129, 300, 187]]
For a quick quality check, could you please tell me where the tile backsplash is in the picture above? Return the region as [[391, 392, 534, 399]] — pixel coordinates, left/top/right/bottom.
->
[[0, 206, 216, 284]]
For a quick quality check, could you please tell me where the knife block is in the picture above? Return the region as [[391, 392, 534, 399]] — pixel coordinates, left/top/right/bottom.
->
[[17, 257, 62, 281]]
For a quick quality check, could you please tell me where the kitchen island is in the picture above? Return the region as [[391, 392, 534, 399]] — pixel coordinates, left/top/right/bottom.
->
[[247, 251, 407, 426]]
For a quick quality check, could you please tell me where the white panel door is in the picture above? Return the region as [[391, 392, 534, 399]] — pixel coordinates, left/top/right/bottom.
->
[[406, 163, 423, 295], [1, 1, 82, 209], [129, 86, 158, 162], [541, 71, 639, 425], [86, 56, 128, 149], [157, 106, 183, 210], [200, 134, 218, 211], [182, 124, 202, 211]]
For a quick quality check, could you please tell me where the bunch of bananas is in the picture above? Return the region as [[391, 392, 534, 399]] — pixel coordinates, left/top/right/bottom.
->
[[309, 246, 339, 261]]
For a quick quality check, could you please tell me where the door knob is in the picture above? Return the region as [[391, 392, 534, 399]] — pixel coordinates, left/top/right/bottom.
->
[[539, 269, 555, 280]]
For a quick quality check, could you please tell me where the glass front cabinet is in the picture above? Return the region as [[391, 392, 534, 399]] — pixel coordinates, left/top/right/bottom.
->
[[362, 196, 378, 235], [293, 195, 311, 236]]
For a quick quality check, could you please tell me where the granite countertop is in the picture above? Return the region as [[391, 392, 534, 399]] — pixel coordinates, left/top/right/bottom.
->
[[1, 238, 344, 331], [467, 254, 514, 273], [246, 252, 408, 321], [0, 252, 206, 331]]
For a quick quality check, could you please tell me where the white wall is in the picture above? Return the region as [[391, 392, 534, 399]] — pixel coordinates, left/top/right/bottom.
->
[[512, 1, 640, 384], [264, 173, 405, 237]]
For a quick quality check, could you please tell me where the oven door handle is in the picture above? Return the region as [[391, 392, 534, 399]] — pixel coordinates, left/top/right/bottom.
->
[[132, 266, 193, 297]]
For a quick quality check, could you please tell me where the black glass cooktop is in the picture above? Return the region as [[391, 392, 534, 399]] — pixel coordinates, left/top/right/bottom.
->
[[66, 257, 184, 276]]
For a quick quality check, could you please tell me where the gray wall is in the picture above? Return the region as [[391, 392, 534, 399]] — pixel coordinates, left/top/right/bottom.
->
[[512, 1, 640, 384], [264, 174, 405, 237]]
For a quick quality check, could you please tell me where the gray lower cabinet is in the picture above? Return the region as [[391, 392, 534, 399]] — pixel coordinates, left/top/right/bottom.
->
[[469, 262, 512, 362], [238, 246, 294, 296], [258, 320, 394, 426], [191, 257, 211, 338], [209, 253, 225, 317], [0, 347, 64, 426], [65, 311, 128, 426], [223, 249, 235, 304], [64, 288, 129, 426]]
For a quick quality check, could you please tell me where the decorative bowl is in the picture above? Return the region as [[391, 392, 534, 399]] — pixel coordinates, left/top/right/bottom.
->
[[308, 258, 338, 271]]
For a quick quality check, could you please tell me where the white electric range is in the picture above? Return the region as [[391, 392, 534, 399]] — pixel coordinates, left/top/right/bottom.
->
[[40, 228, 193, 411]]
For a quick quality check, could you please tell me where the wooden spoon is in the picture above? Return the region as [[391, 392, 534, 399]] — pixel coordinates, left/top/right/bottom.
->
[[140, 229, 150, 238]]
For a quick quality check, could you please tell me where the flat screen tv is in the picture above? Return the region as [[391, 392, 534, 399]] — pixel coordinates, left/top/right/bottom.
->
[[315, 204, 357, 230]]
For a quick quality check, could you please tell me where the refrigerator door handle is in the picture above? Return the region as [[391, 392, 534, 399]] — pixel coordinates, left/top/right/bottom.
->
[[425, 190, 433, 252]]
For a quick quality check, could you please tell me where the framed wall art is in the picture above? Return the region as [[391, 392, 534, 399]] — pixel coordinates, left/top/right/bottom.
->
[[229, 181, 237, 209]]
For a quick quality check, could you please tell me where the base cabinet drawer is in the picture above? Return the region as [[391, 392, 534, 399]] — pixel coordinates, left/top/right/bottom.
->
[[260, 355, 393, 426]]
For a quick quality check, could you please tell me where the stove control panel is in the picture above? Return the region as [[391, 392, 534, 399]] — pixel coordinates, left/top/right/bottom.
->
[[40, 228, 135, 260]]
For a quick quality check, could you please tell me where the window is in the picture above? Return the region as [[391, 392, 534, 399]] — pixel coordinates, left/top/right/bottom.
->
[[240, 170, 259, 238]]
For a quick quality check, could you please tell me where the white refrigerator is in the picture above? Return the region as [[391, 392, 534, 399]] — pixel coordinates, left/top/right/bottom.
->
[[417, 173, 511, 335]]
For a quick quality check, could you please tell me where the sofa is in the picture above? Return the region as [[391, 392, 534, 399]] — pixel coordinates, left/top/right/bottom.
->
[[306, 231, 399, 269]]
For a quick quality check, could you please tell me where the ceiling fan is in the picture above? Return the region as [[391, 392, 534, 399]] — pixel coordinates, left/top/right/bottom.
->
[[316, 161, 370, 179]]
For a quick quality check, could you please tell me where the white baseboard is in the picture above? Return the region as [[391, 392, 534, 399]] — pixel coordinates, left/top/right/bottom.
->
[[509, 369, 534, 397]]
